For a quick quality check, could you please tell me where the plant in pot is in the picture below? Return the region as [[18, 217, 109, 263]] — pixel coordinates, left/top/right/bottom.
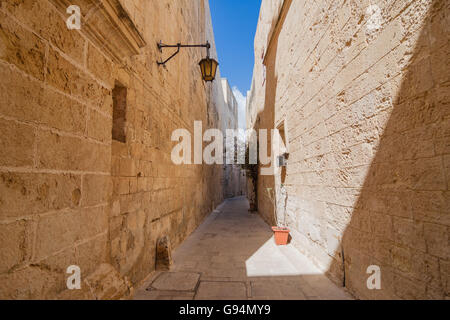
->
[[267, 187, 290, 245]]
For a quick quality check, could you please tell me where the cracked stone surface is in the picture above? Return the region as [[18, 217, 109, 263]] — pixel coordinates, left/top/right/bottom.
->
[[133, 197, 353, 300]]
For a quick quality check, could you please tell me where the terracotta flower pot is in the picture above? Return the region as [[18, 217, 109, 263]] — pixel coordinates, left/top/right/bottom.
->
[[272, 226, 290, 245]]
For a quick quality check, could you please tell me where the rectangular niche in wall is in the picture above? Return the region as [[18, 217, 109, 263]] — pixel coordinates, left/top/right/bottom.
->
[[112, 82, 127, 143], [277, 120, 289, 184]]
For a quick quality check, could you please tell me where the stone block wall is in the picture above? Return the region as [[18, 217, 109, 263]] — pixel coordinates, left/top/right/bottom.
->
[[249, 0, 449, 299], [220, 78, 243, 199], [0, 0, 224, 299]]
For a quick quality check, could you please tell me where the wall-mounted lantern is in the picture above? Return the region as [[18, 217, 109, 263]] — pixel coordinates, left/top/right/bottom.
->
[[157, 40, 219, 82]]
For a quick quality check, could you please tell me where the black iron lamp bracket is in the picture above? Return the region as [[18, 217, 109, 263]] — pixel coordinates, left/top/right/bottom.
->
[[157, 40, 211, 66]]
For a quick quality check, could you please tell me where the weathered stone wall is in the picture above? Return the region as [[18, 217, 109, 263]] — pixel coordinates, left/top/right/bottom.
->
[[249, 0, 449, 299], [0, 0, 224, 299], [220, 78, 243, 198], [221, 78, 238, 138]]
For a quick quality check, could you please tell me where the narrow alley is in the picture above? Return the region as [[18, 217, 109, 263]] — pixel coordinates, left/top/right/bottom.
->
[[0, 0, 448, 302], [134, 197, 351, 300]]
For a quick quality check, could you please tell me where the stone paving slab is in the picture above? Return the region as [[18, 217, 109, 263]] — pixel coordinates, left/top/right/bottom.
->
[[196, 281, 248, 300], [134, 290, 195, 300], [150, 272, 200, 291], [134, 197, 353, 300]]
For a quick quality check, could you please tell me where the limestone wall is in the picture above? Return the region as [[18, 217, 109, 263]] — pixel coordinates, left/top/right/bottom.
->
[[249, 0, 449, 299], [220, 78, 242, 199], [0, 0, 224, 299], [221, 78, 238, 132]]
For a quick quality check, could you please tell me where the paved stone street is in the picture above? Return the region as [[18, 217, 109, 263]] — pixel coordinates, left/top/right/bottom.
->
[[134, 197, 352, 300]]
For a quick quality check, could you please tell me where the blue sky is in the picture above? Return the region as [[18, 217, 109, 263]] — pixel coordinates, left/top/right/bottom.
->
[[210, 0, 261, 128]]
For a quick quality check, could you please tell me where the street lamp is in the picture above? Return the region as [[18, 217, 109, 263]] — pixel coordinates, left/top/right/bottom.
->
[[157, 41, 219, 82]]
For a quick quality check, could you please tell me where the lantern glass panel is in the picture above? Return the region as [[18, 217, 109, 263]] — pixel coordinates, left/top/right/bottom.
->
[[211, 60, 218, 78], [205, 60, 212, 77]]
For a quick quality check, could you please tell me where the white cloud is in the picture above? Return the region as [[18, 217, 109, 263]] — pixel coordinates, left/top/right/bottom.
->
[[232, 86, 247, 131]]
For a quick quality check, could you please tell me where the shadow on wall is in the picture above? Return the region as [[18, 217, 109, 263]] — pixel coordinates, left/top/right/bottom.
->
[[253, 0, 449, 299], [255, 0, 293, 227], [326, 0, 449, 299]]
